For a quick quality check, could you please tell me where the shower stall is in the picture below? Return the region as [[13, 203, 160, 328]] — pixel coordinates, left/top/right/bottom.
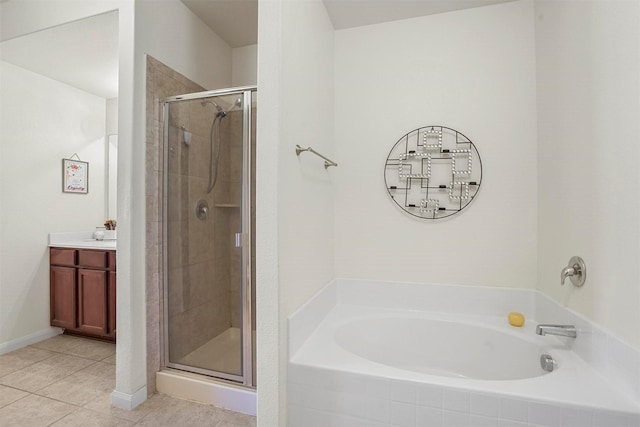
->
[[162, 87, 256, 388]]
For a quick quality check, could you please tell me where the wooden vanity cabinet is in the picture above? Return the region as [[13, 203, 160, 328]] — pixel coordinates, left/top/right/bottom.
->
[[49, 247, 116, 342]]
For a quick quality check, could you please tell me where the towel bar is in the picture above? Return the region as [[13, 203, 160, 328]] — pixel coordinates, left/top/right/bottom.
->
[[295, 145, 337, 169]]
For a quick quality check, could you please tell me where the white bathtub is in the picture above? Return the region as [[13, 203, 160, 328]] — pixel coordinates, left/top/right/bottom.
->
[[288, 279, 640, 427], [335, 316, 550, 381]]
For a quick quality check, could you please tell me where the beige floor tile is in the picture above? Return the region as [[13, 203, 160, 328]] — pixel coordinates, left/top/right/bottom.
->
[[83, 393, 150, 423], [0, 384, 29, 408], [38, 382, 108, 408], [36, 362, 115, 406], [30, 334, 86, 353], [216, 408, 257, 427], [102, 354, 116, 365], [134, 394, 225, 426], [0, 394, 75, 427], [50, 407, 134, 427], [215, 421, 256, 427], [1, 337, 255, 426], [0, 346, 55, 377], [65, 339, 116, 361], [77, 360, 116, 379], [0, 353, 95, 392]]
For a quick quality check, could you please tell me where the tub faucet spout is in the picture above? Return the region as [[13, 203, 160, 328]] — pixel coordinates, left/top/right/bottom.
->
[[536, 324, 577, 338]]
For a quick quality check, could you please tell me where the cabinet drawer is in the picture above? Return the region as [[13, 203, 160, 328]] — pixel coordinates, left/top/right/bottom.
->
[[78, 250, 108, 268], [108, 251, 116, 270], [50, 248, 76, 266]]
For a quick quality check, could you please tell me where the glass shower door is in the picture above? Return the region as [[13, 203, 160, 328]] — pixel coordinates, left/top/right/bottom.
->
[[163, 88, 254, 386]]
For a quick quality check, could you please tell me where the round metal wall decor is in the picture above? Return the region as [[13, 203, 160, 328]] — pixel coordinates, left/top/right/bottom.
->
[[384, 125, 482, 220]]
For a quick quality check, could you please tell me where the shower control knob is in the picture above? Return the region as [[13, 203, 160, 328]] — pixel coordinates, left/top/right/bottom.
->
[[195, 199, 209, 220], [560, 256, 586, 287]]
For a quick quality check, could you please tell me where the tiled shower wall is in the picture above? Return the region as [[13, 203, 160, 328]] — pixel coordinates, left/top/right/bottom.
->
[[146, 55, 203, 394], [145, 56, 242, 393]]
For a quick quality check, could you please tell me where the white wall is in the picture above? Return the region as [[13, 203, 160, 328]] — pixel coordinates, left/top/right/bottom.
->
[[121, 0, 234, 404], [536, 0, 640, 350], [106, 97, 118, 135], [334, 0, 538, 288], [0, 0, 234, 407], [280, 0, 335, 320], [0, 0, 143, 405], [279, 0, 335, 419], [255, 0, 335, 424], [256, 1, 281, 425], [232, 44, 257, 87], [0, 61, 106, 348], [135, 0, 231, 91], [0, 0, 121, 42], [106, 97, 118, 220]]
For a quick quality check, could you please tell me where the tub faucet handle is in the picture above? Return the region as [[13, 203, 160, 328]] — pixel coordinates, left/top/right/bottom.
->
[[560, 266, 575, 285], [560, 256, 586, 287]]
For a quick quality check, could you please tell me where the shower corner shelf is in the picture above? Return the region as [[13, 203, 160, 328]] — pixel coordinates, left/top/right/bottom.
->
[[214, 204, 240, 208]]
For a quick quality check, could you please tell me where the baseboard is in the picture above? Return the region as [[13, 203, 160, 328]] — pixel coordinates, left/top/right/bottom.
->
[[111, 386, 148, 410], [0, 327, 62, 355]]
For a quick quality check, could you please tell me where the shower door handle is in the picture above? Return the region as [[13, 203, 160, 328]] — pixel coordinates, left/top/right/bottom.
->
[[235, 233, 248, 248]]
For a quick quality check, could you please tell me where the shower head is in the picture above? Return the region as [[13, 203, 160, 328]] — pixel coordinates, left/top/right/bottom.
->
[[201, 97, 242, 118], [201, 100, 224, 114]]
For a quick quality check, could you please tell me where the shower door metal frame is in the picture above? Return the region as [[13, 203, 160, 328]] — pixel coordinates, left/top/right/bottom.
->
[[161, 86, 256, 388]]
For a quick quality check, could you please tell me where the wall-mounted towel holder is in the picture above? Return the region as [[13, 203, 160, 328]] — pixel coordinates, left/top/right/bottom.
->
[[295, 145, 338, 169]]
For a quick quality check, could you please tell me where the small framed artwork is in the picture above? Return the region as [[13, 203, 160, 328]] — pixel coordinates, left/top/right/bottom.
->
[[62, 158, 89, 194]]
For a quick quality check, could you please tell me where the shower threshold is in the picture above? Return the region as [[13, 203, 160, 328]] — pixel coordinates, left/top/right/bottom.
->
[[158, 327, 257, 416], [156, 368, 256, 416]]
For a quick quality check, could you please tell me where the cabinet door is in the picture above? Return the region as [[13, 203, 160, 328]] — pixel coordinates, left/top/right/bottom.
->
[[50, 266, 77, 329], [108, 271, 116, 338], [77, 268, 108, 336]]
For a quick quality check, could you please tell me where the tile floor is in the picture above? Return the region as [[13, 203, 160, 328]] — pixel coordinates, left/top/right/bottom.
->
[[0, 334, 257, 426]]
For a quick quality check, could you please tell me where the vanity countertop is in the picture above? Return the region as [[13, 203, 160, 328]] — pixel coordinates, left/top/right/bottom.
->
[[49, 231, 116, 250]]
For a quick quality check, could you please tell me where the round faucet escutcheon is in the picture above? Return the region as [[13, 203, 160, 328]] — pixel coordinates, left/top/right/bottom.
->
[[561, 256, 586, 287]]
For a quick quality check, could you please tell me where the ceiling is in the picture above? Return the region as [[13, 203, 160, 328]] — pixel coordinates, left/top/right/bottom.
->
[[181, 0, 258, 49], [0, 10, 118, 99], [322, 0, 516, 30], [185, 0, 515, 47], [0, 0, 515, 99]]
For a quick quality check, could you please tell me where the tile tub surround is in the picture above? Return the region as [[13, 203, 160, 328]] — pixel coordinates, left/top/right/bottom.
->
[[287, 279, 640, 427], [288, 367, 640, 427]]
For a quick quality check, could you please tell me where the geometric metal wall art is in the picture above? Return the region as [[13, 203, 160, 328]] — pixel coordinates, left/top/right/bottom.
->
[[384, 125, 482, 220]]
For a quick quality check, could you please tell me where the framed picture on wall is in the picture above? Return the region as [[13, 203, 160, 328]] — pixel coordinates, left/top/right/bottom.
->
[[62, 158, 89, 194]]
